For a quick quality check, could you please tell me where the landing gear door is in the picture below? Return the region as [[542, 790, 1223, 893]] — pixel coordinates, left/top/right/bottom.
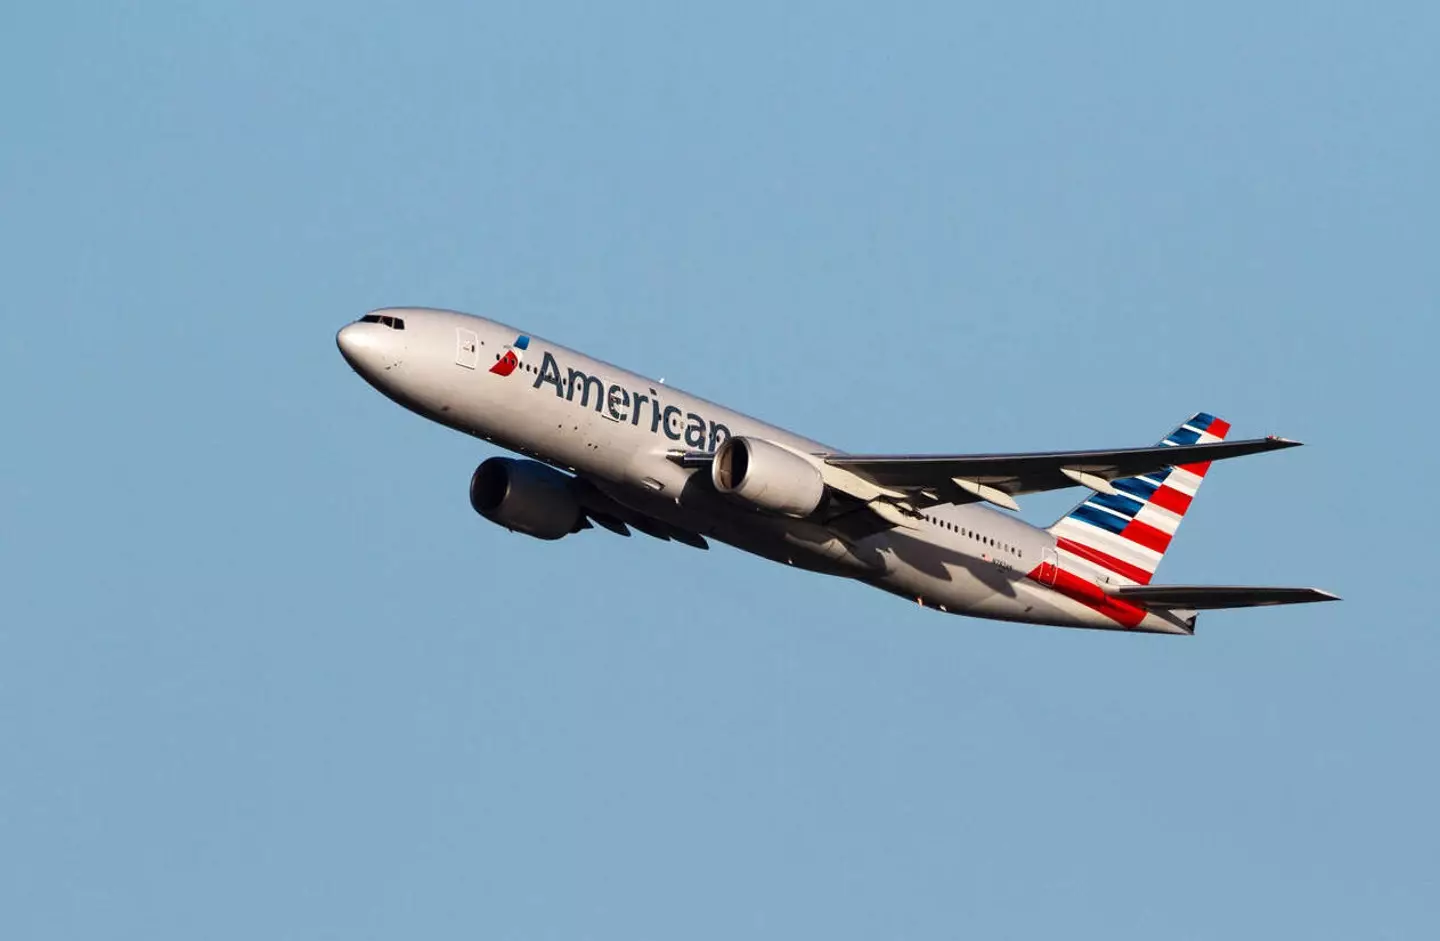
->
[[456, 328, 479, 369]]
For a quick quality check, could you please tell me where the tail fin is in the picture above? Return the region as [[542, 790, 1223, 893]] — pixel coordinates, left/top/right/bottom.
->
[[1047, 412, 1232, 587]]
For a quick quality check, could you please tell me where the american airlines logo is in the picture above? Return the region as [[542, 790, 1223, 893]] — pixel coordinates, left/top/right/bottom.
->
[[528, 350, 732, 451], [489, 334, 530, 376]]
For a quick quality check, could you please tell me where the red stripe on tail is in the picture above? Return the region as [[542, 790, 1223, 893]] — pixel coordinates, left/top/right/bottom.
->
[[1120, 519, 1172, 554], [1147, 485, 1193, 516]]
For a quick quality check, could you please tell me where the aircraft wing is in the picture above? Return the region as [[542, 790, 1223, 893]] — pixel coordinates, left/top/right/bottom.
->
[[822, 436, 1301, 504], [1110, 585, 1341, 610], [674, 434, 1302, 536]]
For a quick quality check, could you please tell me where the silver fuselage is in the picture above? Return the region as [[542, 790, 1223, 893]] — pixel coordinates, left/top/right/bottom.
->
[[338, 308, 1193, 634]]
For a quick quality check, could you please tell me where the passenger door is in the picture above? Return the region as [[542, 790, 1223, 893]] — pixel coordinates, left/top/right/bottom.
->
[[455, 328, 480, 369]]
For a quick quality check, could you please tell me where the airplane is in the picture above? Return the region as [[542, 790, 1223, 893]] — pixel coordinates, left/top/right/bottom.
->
[[337, 307, 1338, 635]]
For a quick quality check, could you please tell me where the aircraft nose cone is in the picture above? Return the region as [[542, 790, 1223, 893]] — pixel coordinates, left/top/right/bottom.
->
[[336, 323, 367, 362], [337, 323, 389, 375]]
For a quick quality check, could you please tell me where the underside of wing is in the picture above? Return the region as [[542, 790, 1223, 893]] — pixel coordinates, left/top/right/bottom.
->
[[572, 475, 710, 549], [1109, 586, 1341, 610]]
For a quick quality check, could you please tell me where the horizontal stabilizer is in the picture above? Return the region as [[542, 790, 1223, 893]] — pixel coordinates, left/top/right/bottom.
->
[[1110, 585, 1340, 610]]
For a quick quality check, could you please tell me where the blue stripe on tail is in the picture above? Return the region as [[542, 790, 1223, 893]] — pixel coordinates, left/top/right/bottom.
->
[[1090, 492, 1145, 517], [1070, 504, 1130, 534]]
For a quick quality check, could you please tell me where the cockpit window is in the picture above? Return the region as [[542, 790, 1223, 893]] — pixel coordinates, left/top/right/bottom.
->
[[358, 314, 405, 330]]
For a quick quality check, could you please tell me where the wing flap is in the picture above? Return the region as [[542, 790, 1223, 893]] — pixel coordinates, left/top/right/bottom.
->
[[1110, 585, 1340, 610]]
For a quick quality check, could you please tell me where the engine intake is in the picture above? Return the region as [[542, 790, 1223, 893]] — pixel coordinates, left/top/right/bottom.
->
[[711, 436, 825, 517], [470, 457, 584, 540]]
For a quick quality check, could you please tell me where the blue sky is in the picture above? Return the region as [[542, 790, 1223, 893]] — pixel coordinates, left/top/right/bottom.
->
[[2, 2, 1436, 938]]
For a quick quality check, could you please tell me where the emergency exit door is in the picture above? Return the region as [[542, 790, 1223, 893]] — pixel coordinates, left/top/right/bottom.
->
[[1038, 546, 1060, 586]]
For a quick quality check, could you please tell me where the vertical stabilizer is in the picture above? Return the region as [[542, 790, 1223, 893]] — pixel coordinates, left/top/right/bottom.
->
[[1047, 413, 1231, 586]]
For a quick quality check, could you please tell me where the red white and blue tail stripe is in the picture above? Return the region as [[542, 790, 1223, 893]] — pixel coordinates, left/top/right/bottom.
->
[[1047, 412, 1231, 586]]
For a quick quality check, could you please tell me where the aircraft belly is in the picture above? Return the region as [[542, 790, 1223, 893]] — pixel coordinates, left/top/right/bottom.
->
[[867, 537, 1025, 617], [863, 531, 1108, 628]]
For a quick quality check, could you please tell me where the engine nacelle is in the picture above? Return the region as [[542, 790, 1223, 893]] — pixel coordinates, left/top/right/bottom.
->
[[469, 457, 583, 540], [711, 436, 825, 517]]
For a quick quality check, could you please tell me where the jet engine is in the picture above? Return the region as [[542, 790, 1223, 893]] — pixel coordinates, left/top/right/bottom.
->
[[469, 457, 585, 540], [711, 436, 825, 517]]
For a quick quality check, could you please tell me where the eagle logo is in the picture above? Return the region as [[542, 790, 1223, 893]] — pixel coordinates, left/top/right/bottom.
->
[[489, 334, 531, 376]]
